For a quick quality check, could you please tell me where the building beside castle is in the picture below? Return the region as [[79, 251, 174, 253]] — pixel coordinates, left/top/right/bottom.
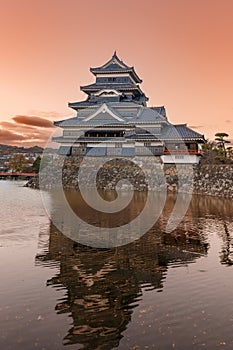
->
[[54, 52, 205, 163]]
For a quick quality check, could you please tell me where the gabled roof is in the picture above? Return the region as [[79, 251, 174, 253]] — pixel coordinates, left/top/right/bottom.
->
[[83, 103, 125, 123], [91, 51, 130, 70], [161, 124, 205, 141], [90, 52, 142, 83], [55, 103, 168, 128], [54, 104, 127, 127]]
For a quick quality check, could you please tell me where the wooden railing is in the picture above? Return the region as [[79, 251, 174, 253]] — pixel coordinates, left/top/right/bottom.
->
[[163, 150, 202, 155]]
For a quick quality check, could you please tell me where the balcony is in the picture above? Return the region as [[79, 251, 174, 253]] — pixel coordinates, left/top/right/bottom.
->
[[163, 150, 202, 155]]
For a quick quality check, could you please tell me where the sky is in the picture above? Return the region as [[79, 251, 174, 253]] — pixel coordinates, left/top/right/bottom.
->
[[0, 0, 233, 146]]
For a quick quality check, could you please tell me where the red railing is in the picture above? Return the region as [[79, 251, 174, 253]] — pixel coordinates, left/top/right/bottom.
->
[[0, 172, 37, 177], [163, 150, 202, 155]]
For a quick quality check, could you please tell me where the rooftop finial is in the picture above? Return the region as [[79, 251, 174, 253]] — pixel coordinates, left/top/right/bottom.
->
[[113, 50, 117, 58]]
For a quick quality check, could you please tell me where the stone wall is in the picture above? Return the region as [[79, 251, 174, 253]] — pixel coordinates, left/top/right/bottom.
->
[[193, 164, 233, 198], [26, 156, 233, 198]]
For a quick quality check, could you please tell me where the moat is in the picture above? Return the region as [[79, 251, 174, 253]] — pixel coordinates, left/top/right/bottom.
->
[[0, 180, 233, 349]]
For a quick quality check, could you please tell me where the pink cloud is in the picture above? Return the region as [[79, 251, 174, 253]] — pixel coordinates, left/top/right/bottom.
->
[[0, 129, 25, 143], [13, 115, 55, 128], [0, 113, 58, 146]]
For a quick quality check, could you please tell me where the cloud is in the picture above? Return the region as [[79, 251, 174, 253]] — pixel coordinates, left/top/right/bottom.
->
[[27, 110, 71, 120], [0, 129, 25, 143], [0, 126, 55, 147], [225, 119, 232, 124], [0, 112, 62, 146], [13, 115, 55, 128], [0, 121, 35, 131]]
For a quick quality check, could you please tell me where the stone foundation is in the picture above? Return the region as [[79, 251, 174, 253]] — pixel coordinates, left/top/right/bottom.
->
[[26, 156, 233, 198]]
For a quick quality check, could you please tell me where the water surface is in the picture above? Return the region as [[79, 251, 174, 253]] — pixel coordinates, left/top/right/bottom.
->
[[0, 181, 233, 349]]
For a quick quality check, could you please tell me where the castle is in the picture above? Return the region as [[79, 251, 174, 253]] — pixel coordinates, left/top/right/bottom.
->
[[53, 52, 205, 163]]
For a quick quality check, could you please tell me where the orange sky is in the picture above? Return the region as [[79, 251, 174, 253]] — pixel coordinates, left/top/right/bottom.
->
[[0, 0, 233, 146]]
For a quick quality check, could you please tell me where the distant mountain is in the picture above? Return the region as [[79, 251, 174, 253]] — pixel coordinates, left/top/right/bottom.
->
[[25, 146, 44, 153], [0, 144, 43, 155]]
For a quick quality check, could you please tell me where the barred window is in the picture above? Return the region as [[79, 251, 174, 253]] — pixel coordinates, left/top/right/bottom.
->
[[115, 143, 122, 148]]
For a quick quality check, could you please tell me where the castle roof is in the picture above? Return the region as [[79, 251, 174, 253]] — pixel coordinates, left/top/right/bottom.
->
[[55, 103, 167, 128], [161, 124, 205, 141], [80, 82, 141, 94], [90, 51, 142, 83]]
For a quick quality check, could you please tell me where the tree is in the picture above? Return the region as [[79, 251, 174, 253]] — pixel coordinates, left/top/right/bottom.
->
[[32, 155, 51, 173], [33, 156, 41, 173], [40, 155, 50, 170], [215, 133, 231, 158], [202, 136, 233, 164], [8, 154, 29, 172], [226, 146, 233, 161], [201, 140, 219, 164]]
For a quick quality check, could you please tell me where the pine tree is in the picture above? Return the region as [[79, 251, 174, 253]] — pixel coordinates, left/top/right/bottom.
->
[[215, 133, 230, 158]]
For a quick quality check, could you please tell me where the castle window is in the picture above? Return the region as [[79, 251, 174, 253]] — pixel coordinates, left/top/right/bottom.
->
[[115, 143, 122, 148]]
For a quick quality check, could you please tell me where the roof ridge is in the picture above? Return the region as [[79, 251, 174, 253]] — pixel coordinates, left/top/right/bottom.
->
[[90, 52, 130, 71]]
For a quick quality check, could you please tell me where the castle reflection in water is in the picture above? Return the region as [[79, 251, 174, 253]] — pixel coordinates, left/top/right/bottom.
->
[[34, 192, 233, 350]]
